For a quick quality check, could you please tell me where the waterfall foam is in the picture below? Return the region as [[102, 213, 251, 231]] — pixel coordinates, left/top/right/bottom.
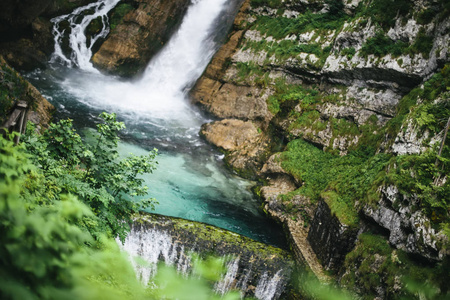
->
[[28, 0, 288, 247], [49, 0, 229, 124], [50, 0, 120, 71]]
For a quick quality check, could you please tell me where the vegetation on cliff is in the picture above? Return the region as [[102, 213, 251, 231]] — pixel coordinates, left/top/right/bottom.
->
[[192, 0, 450, 298]]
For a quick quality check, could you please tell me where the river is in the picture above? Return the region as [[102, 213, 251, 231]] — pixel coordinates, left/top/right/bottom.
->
[[25, 0, 286, 247]]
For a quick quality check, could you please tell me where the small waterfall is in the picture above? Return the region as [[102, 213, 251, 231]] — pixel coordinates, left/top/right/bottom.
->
[[215, 256, 242, 296], [119, 227, 192, 285], [119, 220, 291, 300], [255, 270, 286, 300], [50, 0, 120, 71]]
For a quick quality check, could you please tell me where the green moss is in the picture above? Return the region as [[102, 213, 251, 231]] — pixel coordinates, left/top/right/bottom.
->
[[279, 137, 391, 226], [135, 213, 291, 259], [416, 7, 436, 25], [409, 28, 434, 59], [360, 32, 408, 58], [341, 47, 356, 60], [0, 62, 29, 124], [358, 0, 413, 30], [342, 232, 448, 299], [110, 3, 134, 31], [250, 7, 347, 40], [322, 191, 359, 226], [250, 0, 283, 9]]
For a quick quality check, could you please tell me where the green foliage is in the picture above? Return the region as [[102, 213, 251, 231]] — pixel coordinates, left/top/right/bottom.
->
[[360, 28, 434, 59], [110, 3, 134, 31], [23, 112, 158, 241], [250, 0, 283, 9], [386, 148, 449, 224], [340, 47, 356, 59], [409, 28, 434, 59], [0, 62, 29, 124], [0, 134, 149, 299], [0, 123, 247, 300], [151, 257, 241, 300], [416, 8, 436, 25], [251, 8, 347, 41], [342, 233, 450, 300], [360, 0, 413, 30], [280, 139, 390, 226], [360, 32, 408, 58]]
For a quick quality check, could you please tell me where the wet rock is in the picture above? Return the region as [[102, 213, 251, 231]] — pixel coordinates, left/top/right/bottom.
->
[[0, 55, 54, 129], [91, 0, 190, 77], [0, 0, 98, 70], [130, 213, 294, 299], [0, 17, 54, 70]]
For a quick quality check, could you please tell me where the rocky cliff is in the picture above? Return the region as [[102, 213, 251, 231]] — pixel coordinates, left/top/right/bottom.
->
[[191, 0, 450, 297], [0, 0, 192, 76], [0, 0, 97, 70]]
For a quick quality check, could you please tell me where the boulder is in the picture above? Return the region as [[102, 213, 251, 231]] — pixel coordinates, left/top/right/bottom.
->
[[91, 0, 190, 77]]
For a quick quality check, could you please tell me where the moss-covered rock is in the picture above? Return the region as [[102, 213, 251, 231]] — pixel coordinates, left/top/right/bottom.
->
[[130, 212, 295, 298], [0, 55, 54, 129]]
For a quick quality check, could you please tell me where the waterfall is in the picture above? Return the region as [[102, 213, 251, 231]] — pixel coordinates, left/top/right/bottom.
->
[[119, 227, 192, 286], [50, 0, 120, 71], [254, 270, 286, 300], [121, 223, 290, 300], [215, 256, 242, 296], [48, 0, 232, 122]]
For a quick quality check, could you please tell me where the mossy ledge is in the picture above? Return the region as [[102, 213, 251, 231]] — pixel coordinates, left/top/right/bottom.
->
[[132, 212, 296, 297], [133, 212, 293, 262]]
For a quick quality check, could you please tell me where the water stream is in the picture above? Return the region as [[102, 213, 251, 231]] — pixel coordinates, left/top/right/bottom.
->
[[26, 0, 286, 248]]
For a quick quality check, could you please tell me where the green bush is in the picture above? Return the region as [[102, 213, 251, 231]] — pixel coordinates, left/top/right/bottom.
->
[[23, 112, 158, 241]]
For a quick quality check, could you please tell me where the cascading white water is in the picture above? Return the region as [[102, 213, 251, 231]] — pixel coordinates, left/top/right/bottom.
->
[[215, 256, 242, 296], [122, 225, 287, 300], [254, 270, 285, 300], [119, 227, 192, 285], [51, 0, 120, 71], [50, 0, 229, 123]]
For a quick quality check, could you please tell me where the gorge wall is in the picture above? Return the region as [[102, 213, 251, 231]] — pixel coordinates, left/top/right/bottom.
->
[[190, 0, 450, 298]]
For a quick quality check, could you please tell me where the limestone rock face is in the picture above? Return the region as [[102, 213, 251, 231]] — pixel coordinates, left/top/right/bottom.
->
[[191, 0, 450, 153], [91, 0, 190, 77], [193, 79, 273, 122], [308, 200, 358, 270], [363, 185, 449, 261], [191, 0, 450, 286], [200, 119, 271, 177]]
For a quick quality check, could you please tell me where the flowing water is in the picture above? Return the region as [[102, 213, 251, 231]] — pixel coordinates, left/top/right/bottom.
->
[[121, 224, 288, 299], [26, 0, 286, 248]]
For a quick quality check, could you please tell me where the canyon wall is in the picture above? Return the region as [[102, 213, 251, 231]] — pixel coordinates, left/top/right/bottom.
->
[[191, 0, 450, 297]]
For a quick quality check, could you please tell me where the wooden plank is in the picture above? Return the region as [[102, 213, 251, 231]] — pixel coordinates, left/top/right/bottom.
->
[[3, 109, 22, 128]]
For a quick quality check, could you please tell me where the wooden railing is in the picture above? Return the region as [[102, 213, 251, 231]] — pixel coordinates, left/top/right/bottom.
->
[[1, 100, 28, 144]]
